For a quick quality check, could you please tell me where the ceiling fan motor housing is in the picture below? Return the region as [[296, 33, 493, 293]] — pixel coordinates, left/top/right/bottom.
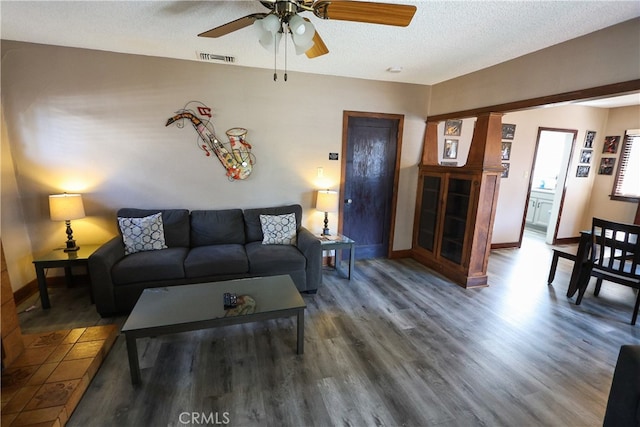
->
[[274, 0, 302, 20]]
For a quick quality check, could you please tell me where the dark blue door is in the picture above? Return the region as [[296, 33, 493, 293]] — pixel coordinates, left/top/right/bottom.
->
[[342, 114, 399, 259]]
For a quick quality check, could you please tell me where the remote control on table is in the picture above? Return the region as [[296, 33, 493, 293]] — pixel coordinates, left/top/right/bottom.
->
[[223, 292, 238, 309]]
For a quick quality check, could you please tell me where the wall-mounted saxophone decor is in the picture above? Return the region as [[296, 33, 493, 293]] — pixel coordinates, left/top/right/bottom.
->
[[166, 101, 255, 180]]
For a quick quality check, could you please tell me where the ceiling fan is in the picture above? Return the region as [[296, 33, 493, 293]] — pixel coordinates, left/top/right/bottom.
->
[[198, 0, 417, 59]]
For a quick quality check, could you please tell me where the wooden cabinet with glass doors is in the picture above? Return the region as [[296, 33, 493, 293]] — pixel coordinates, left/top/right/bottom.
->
[[412, 112, 503, 288]]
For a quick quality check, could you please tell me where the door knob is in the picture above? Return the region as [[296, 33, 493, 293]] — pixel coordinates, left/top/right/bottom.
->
[[345, 199, 353, 204]]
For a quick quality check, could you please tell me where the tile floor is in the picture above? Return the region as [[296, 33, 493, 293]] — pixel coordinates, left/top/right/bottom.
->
[[1, 325, 118, 427]]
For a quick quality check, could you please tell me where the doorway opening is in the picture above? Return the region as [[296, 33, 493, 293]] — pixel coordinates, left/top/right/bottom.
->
[[524, 127, 577, 244]]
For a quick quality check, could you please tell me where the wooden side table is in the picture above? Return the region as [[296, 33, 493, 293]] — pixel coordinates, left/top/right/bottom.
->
[[319, 234, 356, 280], [32, 244, 101, 309]]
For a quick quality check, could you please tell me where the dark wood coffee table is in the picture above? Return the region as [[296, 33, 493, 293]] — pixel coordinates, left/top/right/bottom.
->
[[121, 275, 306, 385]]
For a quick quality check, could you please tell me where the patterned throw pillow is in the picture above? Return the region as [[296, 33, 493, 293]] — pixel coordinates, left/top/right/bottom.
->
[[260, 213, 297, 245], [117, 212, 168, 255]]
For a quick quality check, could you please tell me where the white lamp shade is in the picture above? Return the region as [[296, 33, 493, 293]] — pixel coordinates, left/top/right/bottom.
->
[[254, 14, 283, 52], [288, 14, 307, 36], [261, 14, 281, 33], [49, 193, 85, 221], [290, 16, 315, 54], [316, 190, 339, 213], [258, 29, 282, 51], [293, 36, 315, 55]]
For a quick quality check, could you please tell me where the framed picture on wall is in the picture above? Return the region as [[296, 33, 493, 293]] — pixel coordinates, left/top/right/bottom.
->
[[444, 120, 462, 136], [502, 124, 516, 140], [602, 136, 620, 154], [579, 149, 592, 164], [584, 130, 596, 148], [598, 157, 616, 175], [576, 165, 590, 177], [443, 139, 458, 159], [501, 141, 512, 160], [501, 162, 510, 178]]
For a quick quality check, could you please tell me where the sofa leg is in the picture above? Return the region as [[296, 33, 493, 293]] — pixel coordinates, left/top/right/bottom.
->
[[303, 289, 318, 295]]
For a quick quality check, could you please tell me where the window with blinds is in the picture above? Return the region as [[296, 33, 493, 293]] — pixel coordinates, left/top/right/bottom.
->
[[612, 129, 640, 201]]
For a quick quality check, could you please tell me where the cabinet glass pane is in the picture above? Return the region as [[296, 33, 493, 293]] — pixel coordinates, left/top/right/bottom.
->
[[418, 176, 440, 251], [441, 178, 471, 264]]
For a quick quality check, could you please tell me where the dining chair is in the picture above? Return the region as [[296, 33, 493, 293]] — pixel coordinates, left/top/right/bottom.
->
[[547, 249, 577, 284], [575, 218, 640, 325]]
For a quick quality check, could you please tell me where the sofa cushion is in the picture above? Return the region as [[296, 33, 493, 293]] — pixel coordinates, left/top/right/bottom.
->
[[117, 208, 190, 247], [260, 213, 297, 245], [245, 241, 306, 275], [118, 213, 168, 255], [112, 247, 188, 285], [190, 209, 245, 247], [244, 204, 302, 243], [184, 244, 249, 278]]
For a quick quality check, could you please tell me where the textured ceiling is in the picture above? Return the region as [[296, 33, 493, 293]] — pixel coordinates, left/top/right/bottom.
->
[[1, 0, 639, 86]]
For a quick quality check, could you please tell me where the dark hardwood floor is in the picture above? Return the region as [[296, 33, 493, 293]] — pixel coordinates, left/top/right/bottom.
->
[[16, 231, 640, 426]]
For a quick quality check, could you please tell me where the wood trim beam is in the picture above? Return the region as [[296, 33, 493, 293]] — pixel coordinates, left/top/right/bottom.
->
[[427, 79, 640, 122]]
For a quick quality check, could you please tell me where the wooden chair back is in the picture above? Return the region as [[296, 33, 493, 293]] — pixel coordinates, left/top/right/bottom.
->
[[590, 218, 640, 286]]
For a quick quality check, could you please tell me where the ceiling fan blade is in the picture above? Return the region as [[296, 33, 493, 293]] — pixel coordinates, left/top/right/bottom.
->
[[198, 13, 268, 38], [305, 29, 329, 58], [312, 1, 416, 27]]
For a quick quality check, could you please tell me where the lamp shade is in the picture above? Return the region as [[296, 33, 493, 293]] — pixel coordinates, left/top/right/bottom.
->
[[293, 36, 315, 55], [289, 14, 315, 55], [261, 14, 281, 33], [259, 30, 282, 51], [316, 190, 339, 213], [255, 14, 282, 51], [49, 193, 85, 221]]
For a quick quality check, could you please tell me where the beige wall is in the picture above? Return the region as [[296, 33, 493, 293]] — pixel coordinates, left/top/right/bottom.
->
[[1, 41, 428, 291], [429, 18, 640, 116], [588, 105, 640, 223], [492, 105, 640, 244]]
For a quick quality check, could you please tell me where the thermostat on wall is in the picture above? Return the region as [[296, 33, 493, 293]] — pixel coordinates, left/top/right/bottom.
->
[[329, 153, 339, 160]]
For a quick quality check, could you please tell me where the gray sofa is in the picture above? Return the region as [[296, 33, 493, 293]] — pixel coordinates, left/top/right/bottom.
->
[[88, 204, 321, 316]]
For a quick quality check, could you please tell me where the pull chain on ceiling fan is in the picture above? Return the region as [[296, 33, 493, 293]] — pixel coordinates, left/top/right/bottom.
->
[[252, 8, 316, 80], [198, 0, 417, 79]]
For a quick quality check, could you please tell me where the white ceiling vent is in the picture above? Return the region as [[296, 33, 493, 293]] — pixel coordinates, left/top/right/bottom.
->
[[196, 51, 235, 63]]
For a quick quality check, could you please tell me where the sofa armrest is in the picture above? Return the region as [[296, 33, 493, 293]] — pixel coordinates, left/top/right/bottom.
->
[[88, 236, 125, 316], [603, 345, 640, 426], [296, 227, 322, 291]]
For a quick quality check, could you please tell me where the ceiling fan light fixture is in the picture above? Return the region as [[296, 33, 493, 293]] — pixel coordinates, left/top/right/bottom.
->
[[198, 0, 416, 67]]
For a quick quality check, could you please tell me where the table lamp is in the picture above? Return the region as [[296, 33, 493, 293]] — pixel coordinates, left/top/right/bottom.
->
[[316, 190, 339, 236], [49, 193, 85, 252]]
